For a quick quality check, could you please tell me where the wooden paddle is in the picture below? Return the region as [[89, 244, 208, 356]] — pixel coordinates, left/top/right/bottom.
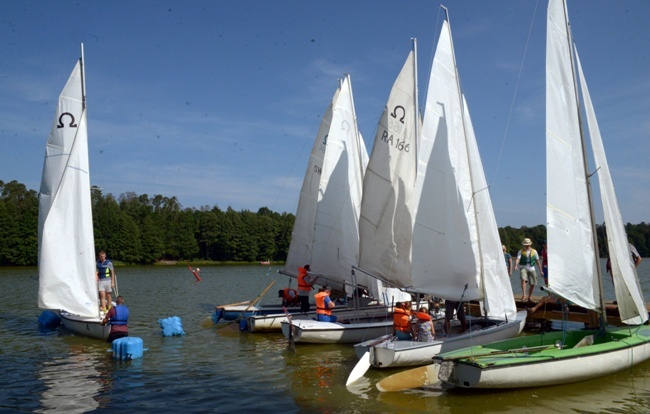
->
[[216, 300, 252, 308], [216, 280, 276, 330], [376, 363, 441, 392]]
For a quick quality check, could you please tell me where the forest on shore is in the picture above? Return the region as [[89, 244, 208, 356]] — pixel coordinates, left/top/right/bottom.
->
[[1, 179, 648, 266]]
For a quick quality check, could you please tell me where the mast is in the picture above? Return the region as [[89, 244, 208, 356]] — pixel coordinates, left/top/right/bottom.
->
[[560, 0, 607, 328], [412, 37, 419, 168], [80, 43, 86, 111]]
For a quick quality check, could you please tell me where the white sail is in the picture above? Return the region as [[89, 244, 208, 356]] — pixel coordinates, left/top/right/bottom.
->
[[575, 52, 648, 325], [38, 59, 98, 318], [462, 95, 517, 320], [545, 0, 600, 311], [284, 75, 370, 290], [283, 88, 336, 277], [358, 50, 418, 288], [411, 19, 481, 301]]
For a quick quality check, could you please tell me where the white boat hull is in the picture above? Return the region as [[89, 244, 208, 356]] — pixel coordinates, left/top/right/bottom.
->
[[59, 310, 110, 340], [281, 318, 394, 344], [248, 306, 391, 333], [357, 311, 526, 368]]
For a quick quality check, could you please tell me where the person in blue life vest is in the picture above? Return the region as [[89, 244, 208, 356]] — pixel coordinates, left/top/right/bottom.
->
[[315, 286, 337, 323], [101, 295, 129, 343], [514, 238, 543, 302], [96, 250, 115, 312]]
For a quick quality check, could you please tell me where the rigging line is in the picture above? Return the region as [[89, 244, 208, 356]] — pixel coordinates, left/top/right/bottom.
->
[[489, 0, 540, 187]]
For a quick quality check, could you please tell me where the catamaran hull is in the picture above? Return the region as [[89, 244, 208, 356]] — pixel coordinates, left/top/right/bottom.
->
[[58, 310, 110, 340], [248, 306, 391, 333], [281, 319, 394, 344], [439, 326, 650, 389], [360, 312, 526, 368]]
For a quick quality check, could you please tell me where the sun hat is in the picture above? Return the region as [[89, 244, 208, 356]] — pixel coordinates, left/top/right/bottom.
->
[[522, 238, 532, 246]]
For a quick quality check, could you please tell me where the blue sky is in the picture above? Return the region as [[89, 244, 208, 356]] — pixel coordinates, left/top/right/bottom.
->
[[1, 1, 648, 227]]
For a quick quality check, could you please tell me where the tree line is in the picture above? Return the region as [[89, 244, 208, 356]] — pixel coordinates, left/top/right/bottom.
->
[[1, 179, 648, 266]]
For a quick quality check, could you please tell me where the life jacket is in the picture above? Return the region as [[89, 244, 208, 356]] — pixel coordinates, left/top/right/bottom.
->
[[97, 259, 112, 279], [519, 248, 538, 266], [315, 291, 332, 315], [415, 312, 431, 321], [111, 305, 129, 326], [393, 307, 411, 332], [282, 288, 298, 301], [297, 267, 312, 292]]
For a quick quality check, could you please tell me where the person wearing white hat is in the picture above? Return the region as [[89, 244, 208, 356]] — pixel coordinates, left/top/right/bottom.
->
[[514, 238, 543, 302]]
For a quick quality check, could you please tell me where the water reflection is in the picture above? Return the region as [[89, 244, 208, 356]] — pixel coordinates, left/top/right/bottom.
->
[[36, 345, 108, 413]]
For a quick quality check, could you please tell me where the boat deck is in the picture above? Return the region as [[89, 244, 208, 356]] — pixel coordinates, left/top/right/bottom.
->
[[467, 296, 650, 328]]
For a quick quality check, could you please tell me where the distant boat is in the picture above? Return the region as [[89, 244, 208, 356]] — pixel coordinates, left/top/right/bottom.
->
[[260, 260, 271, 266], [434, 0, 650, 389], [37, 44, 109, 340]]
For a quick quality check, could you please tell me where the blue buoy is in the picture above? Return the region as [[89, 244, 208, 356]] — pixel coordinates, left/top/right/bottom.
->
[[158, 316, 186, 337], [112, 337, 144, 360], [38, 310, 61, 328], [239, 318, 248, 332]]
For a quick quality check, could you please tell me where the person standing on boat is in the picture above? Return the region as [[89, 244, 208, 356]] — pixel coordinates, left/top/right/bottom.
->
[[297, 264, 318, 313], [503, 245, 513, 276], [100, 295, 129, 343], [278, 287, 299, 307], [444, 300, 467, 334], [96, 250, 115, 312], [314, 286, 337, 322], [393, 301, 413, 340], [514, 238, 543, 302]]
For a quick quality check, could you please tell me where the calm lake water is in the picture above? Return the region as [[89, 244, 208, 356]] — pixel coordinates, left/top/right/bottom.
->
[[2, 261, 650, 413]]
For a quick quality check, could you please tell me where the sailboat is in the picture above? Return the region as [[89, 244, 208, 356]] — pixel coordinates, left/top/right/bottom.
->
[[37, 44, 109, 341], [351, 10, 524, 382], [432, 0, 650, 389]]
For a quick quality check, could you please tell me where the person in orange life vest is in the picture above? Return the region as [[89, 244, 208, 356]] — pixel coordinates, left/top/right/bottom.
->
[[278, 287, 299, 307], [297, 264, 318, 313], [315, 286, 337, 322], [393, 301, 413, 340], [100, 295, 129, 343]]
